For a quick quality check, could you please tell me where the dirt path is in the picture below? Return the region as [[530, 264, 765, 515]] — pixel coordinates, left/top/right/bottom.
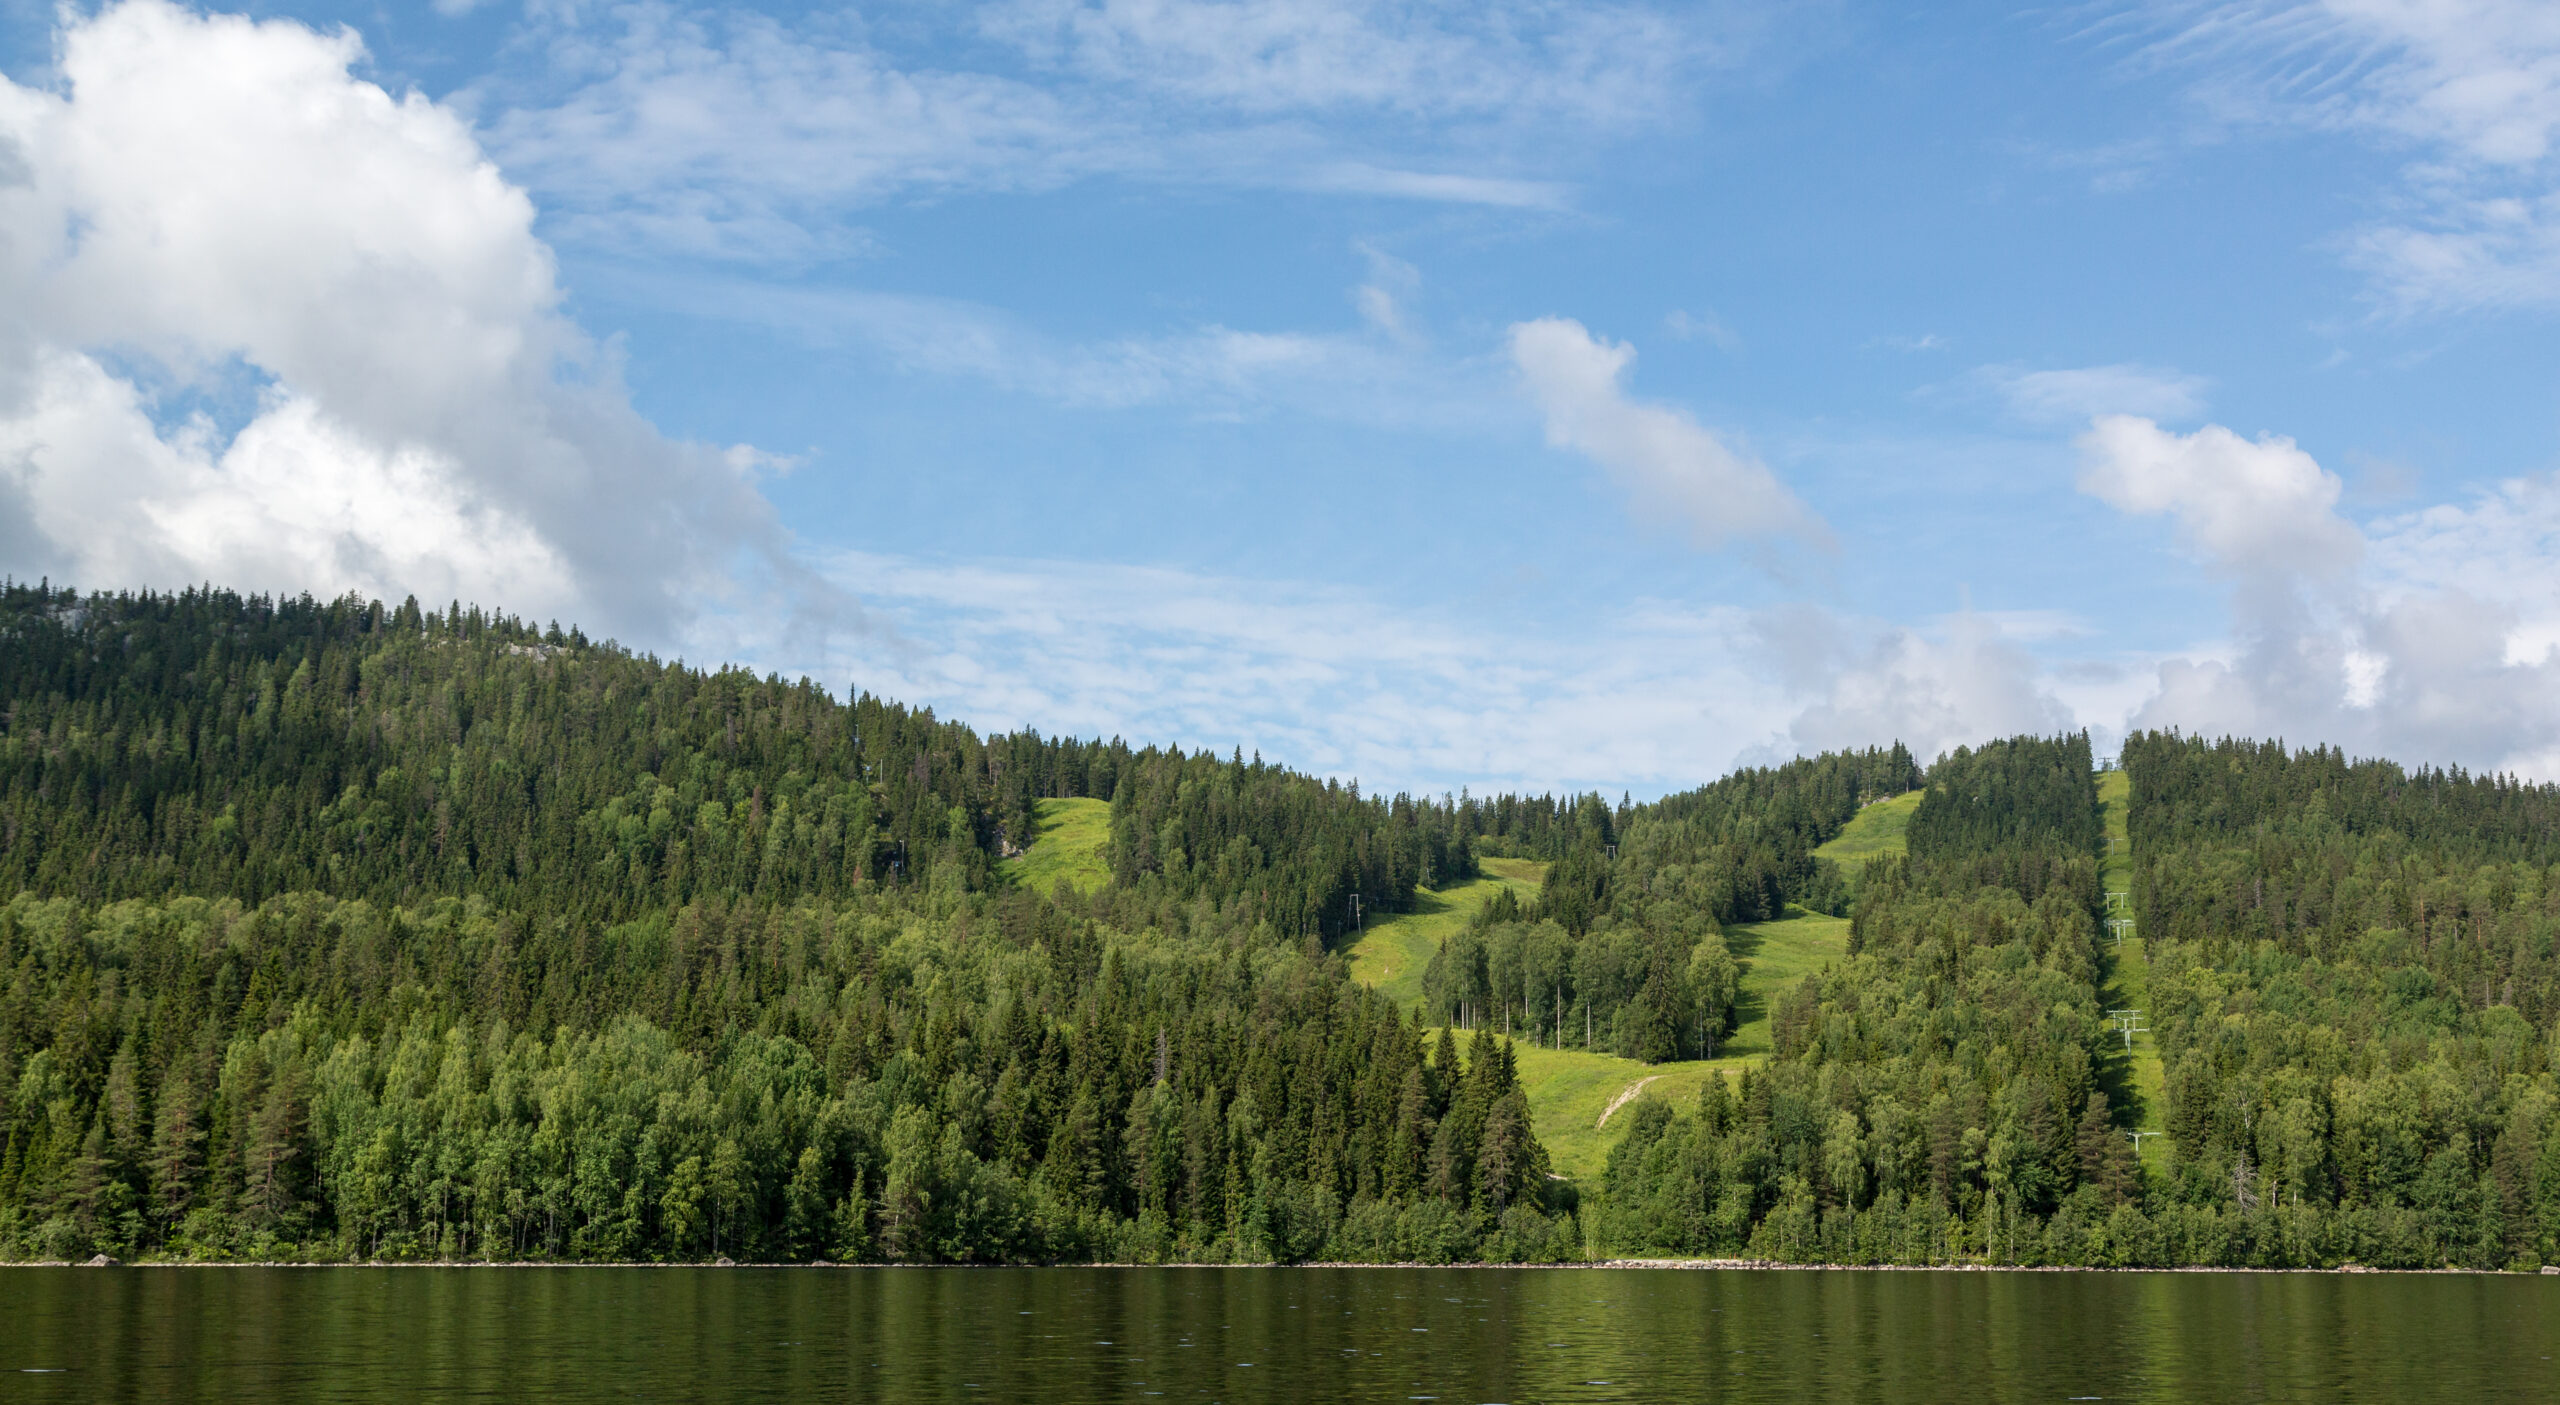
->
[[1594, 1075, 1664, 1129]]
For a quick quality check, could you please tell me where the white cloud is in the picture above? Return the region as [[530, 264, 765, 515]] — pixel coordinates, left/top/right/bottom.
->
[[0, 0, 823, 648], [2345, 188, 2560, 313], [2366, 471, 2560, 695], [487, 7, 1097, 263], [2075, 414, 2362, 575], [485, 0, 1733, 259], [1662, 309, 1741, 350], [1508, 317, 1827, 550], [2080, 412, 2560, 778], [817, 545, 2160, 798], [1983, 362, 2209, 424], [1296, 162, 1570, 208], [1758, 605, 2078, 765]]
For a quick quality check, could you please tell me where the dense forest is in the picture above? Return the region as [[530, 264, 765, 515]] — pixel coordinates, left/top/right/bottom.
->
[[0, 584, 1560, 1263], [1594, 732, 2560, 1270], [9, 582, 2560, 1270], [0, 583, 1479, 944], [2125, 734, 2560, 1269]]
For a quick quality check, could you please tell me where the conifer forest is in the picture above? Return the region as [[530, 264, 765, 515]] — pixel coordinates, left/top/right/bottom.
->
[[5, 582, 2559, 1270]]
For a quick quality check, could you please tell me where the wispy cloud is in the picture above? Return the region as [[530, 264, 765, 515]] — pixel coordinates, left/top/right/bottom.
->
[[2129, 0, 2560, 311], [811, 550, 2160, 792], [582, 262, 1507, 429], [819, 549, 1793, 796], [1973, 361, 2210, 424], [482, 0, 1747, 261], [1663, 308, 1741, 350], [1297, 162, 1571, 208], [485, 7, 1099, 264], [981, 0, 1724, 125]]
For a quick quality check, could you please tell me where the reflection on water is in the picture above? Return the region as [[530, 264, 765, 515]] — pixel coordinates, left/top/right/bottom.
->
[[0, 1265, 2554, 1402]]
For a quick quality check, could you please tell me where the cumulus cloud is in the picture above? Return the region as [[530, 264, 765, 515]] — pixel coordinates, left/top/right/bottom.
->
[[1508, 317, 1827, 550], [2075, 414, 2362, 575], [1759, 605, 2078, 765], [0, 1, 823, 647], [2080, 412, 2560, 777]]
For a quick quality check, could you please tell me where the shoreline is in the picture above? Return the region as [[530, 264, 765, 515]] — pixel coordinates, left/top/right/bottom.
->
[[7, 1257, 2551, 1276]]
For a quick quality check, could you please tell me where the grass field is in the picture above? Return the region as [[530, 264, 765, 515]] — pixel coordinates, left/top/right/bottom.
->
[[1341, 857, 1547, 1011], [1811, 789, 1920, 877], [1720, 909, 1852, 1058], [1507, 1043, 1747, 1181], [997, 797, 1115, 895]]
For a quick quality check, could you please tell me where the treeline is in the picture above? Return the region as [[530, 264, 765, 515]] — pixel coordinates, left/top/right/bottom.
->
[[1907, 733, 2100, 865], [1098, 748, 1476, 946], [0, 584, 1474, 947], [0, 890, 1569, 1264], [1421, 746, 1920, 1063]]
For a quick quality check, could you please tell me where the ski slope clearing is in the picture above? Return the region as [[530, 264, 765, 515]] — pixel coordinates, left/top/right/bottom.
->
[[999, 797, 1115, 895], [1342, 857, 1547, 1011], [1811, 789, 1919, 875]]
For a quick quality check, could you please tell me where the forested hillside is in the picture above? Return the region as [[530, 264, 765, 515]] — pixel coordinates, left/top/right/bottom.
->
[[2125, 733, 2560, 1269], [1593, 732, 2560, 1270], [10, 582, 2560, 1270], [1593, 734, 2121, 1260], [0, 585, 1559, 1264], [0, 583, 1474, 944]]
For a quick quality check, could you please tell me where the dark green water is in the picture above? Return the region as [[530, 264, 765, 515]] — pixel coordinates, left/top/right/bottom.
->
[[1, 1266, 2554, 1402]]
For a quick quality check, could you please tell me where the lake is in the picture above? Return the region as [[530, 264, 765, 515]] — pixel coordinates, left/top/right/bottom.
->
[[1, 1265, 2554, 1401]]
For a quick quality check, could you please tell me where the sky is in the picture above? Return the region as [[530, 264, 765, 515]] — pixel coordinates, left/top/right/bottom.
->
[[1, 0, 2557, 796]]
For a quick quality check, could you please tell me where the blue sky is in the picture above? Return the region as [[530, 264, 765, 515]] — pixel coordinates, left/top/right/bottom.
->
[[3, 0, 2557, 793]]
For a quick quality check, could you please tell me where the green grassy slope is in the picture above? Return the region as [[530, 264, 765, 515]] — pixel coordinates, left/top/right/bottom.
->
[[1420, 903, 1855, 1183], [1341, 856, 1547, 1011], [1509, 1044, 1744, 1181], [2095, 768, 2167, 1156], [998, 797, 1115, 895], [1720, 910, 1852, 1059], [1811, 789, 1920, 876]]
